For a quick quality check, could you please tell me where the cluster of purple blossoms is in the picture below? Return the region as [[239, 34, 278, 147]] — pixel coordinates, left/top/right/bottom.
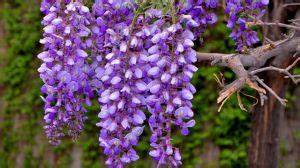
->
[[183, 0, 219, 37], [39, 0, 93, 144], [92, 1, 149, 166], [146, 14, 198, 166], [38, 0, 269, 167], [225, 0, 269, 51]]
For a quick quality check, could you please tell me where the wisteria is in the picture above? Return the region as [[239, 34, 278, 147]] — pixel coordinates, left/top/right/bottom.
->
[[225, 0, 269, 51], [146, 17, 198, 166], [92, 1, 149, 166], [183, 0, 218, 38], [38, 0, 269, 167], [39, 0, 93, 144]]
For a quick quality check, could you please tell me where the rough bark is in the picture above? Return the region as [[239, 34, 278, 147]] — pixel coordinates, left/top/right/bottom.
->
[[248, 59, 292, 168], [248, 1, 299, 167]]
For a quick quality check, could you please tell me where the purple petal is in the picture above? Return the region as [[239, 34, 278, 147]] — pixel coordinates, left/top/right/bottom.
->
[[161, 73, 171, 83], [148, 45, 159, 54], [186, 49, 197, 62], [120, 42, 127, 52], [43, 25, 55, 34], [132, 126, 144, 136], [135, 81, 147, 91], [183, 39, 194, 47], [185, 120, 196, 127], [148, 54, 160, 62], [108, 122, 118, 131], [170, 63, 178, 74], [174, 149, 181, 161], [132, 96, 141, 104], [149, 84, 161, 94], [149, 150, 160, 157], [76, 49, 88, 58], [134, 68, 143, 78], [261, 0, 269, 5], [182, 89, 193, 100], [148, 67, 160, 76], [98, 107, 109, 119], [121, 118, 130, 129], [176, 43, 184, 53], [181, 127, 189, 136], [109, 91, 120, 100], [133, 114, 144, 124], [173, 97, 182, 105], [111, 76, 121, 85], [106, 52, 115, 60]]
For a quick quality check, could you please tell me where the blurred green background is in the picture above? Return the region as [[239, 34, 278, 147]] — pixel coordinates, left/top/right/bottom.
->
[[0, 1, 299, 168]]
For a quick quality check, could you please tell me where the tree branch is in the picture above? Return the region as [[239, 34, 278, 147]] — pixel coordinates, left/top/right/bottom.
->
[[283, 3, 300, 7], [253, 76, 288, 106], [196, 35, 300, 110], [250, 21, 300, 30], [249, 58, 300, 84], [197, 36, 300, 68]]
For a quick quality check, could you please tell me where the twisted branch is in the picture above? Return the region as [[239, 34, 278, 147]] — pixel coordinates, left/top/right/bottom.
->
[[196, 35, 300, 111]]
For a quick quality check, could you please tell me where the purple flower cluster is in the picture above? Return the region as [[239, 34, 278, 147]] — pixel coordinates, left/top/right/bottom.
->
[[183, 0, 219, 37], [92, 1, 149, 166], [146, 15, 198, 166], [39, 0, 93, 144], [225, 0, 269, 51]]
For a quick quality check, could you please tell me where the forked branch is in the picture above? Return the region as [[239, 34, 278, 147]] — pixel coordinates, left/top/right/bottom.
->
[[196, 34, 300, 111]]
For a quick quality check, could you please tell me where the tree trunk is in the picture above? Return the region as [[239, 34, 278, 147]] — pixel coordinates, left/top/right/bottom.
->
[[248, 0, 299, 167], [248, 64, 290, 168]]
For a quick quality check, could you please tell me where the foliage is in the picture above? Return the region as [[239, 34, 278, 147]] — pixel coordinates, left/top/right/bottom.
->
[[0, 0, 43, 167]]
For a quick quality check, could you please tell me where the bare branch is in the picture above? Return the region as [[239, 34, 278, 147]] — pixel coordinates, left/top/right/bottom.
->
[[289, 18, 300, 22], [286, 75, 300, 78], [196, 37, 300, 68], [250, 20, 300, 30], [283, 3, 300, 7], [251, 66, 297, 84], [285, 75, 300, 83], [253, 76, 288, 106], [286, 57, 300, 70], [249, 57, 299, 84], [196, 34, 300, 110]]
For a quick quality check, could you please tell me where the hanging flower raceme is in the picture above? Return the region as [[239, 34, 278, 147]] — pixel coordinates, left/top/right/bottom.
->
[[225, 0, 269, 51], [145, 12, 198, 166], [89, 1, 106, 95], [38, 0, 93, 145], [93, 1, 149, 166]]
